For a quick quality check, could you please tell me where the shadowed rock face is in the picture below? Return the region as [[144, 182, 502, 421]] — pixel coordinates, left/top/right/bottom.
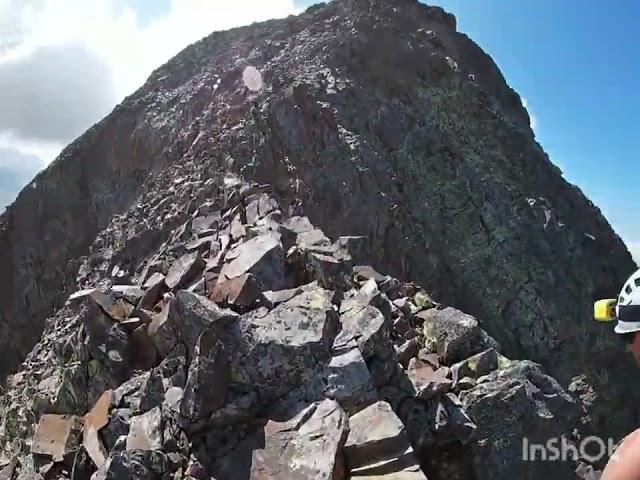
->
[[0, 0, 636, 438]]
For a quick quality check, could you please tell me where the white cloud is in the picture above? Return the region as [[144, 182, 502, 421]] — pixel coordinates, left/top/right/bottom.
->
[[522, 97, 538, 132], [0, 0, 299, 163]]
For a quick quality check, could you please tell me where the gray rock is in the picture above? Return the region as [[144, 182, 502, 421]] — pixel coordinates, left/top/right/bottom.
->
[[0, 458, 18, 480], [211, 399, 348, 480], [297, 229, 331, 248], [406, 358, 452, 400], [102, 409, 131, 452], [165, 252, 206, 291], [220, 234, 285, 291], [91, 451, 168, 480], [396, 339, 420, 367], [345, 401, 427, 479], [138, 369, 165, 414], [418, 307, 500, 365], [324, 348, 377, 412], [126, 407, 163, 451], [345, 401, 408, 469], [148, 290, 237, 359], [180, 330, 229, 421], [228, 285, 338, 399], [450, 348, 508, 383], [16, 474, 44, 480], [397, 394, 476, 451], [261, 287, 302, 308], [459, 360, 581, 479], [334, 305, 390, 361], [111, 285, 145, 304], [138, 273, 167, 310]]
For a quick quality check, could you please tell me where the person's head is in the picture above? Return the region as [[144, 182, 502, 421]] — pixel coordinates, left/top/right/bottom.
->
[[620, 331, 640, 365], [615, 269, 640, 365]]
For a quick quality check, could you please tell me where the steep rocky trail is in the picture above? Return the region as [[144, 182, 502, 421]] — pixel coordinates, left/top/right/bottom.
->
[[0, 0, 636, 470], [0, 177, 592, 479]]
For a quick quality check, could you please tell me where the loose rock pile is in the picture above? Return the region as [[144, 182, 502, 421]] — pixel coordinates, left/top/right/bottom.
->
[[0, 178, 590, 479]]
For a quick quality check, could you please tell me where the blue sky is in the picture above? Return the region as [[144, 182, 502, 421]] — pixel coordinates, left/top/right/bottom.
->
[[1, 0, 637, 258]]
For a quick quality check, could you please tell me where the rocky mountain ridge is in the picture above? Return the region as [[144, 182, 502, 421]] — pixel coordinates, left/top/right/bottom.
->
[[0, 0, 636, 478], [0, 177, 594, 479]]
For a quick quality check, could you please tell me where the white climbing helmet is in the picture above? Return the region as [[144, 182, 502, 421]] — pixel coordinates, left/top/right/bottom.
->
[[615, 269, 640, 334]]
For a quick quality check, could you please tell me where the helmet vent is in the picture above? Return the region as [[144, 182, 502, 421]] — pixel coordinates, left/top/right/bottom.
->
[[626, 285, 633, 295]]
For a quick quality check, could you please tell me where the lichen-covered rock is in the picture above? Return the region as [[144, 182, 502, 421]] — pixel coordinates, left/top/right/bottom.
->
[[460, 360, 581, 479], [228, 284, 338, 400], [419, 308, 500, 365], [334, 306, 391, 361]]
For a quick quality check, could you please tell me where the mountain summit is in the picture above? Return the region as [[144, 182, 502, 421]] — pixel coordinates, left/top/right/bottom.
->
[[0, 1, 635, 478]]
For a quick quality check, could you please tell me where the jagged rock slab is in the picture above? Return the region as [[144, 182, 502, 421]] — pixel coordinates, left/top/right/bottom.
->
[[325, 348, 377, 412], [31, 414, 83, 462], [345, 401, 427, 479], [211, 399, 348, 480]]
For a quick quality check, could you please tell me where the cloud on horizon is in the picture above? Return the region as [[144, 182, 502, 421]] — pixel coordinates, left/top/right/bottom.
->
[[0, 148, 45, 209], [0, 0, 299, 180]]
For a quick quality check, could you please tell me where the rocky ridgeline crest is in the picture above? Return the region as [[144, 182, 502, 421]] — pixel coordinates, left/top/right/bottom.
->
[[0, 177, 595, 479]]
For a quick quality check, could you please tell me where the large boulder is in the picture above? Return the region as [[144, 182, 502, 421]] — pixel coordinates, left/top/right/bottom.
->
[[228, 284, 338, 399], [459, 361, 582, 479]]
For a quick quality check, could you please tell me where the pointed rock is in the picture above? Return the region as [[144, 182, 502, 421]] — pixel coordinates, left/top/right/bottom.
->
[[180, 330, 229, 422], [84, 390, 113, 468]]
